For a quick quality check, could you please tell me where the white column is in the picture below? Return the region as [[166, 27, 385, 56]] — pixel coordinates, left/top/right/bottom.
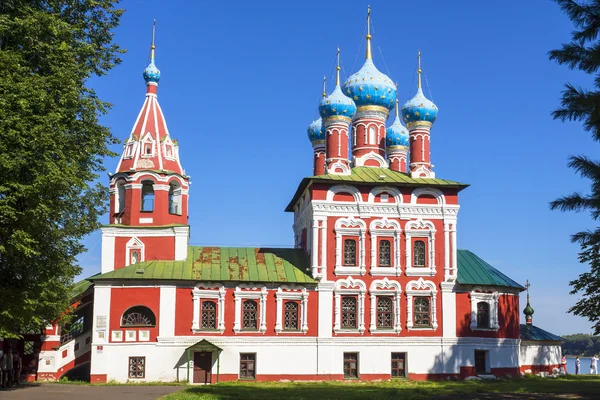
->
[[318, 282, 334, 338], [451, 222, 458, 278], [369, 294, 376, 332], [302, 292, 309, 333], [100, 230, 115, 274], [159, 286, 176, 337], [275, 294, 283, 332], [320, 219, 328, 279], [444, 222, 450, 281], [90, 285, 111, 378], [311, 219, 319, 278]]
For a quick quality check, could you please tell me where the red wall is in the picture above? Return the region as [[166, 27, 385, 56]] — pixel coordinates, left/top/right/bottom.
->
[[114, 236, 175, 270], [455, 292, 520, 338], [110, 287, 160, 342]]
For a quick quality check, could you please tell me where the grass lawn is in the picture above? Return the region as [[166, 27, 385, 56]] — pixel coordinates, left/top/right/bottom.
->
[[160, 375, 600, 400]]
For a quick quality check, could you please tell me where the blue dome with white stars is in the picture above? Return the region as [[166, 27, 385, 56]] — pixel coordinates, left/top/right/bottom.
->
[[307, 118, 325, 143], [401, 87, 438, 126], [319, 85, 356, 120], [143, 58, 161, 84], [386, 115, 409, 148], [343, 59, 397, 110]]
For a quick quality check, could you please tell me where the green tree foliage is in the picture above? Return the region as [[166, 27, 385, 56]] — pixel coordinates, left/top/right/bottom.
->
[[550, 0, 600, 335], [0, 1, 123, 337], [562, 333, 600, 356]]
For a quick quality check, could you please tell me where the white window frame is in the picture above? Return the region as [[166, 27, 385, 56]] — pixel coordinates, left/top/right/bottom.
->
[[124, 139, 136, 159], [275, 285, 309, 334], [114, 180, 127, 214], [140, 132, 156, 158], [406, 278, 438, 331], [334, 277, 366, 334], [234, 285, 267, 334], [162, 137, 176, 161], [192, 283, 226, 333], [369, 218, 401, 276], [369, 278, 402, 334], [335, 217, 367, 276], [404, 219, 437, 276], [470, 288, 500, 331], [125, 237, 144, 267]]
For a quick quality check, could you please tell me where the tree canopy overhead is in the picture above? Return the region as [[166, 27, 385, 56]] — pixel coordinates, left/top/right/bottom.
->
[[0, 0, 123, 337], [550, 0, 600, 335]]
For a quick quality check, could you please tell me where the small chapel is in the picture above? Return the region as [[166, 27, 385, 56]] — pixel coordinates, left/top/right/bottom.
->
[[2, 9, 563, 383]]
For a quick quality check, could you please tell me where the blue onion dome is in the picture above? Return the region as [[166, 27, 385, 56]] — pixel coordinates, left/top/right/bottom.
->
[[401, 86, 438, 126], [386, 115, 409, 148], [307, 118, 325, 143], [143, 57, 161, 84], [319, 79, 357, 121], [343, 59, 397, 110]]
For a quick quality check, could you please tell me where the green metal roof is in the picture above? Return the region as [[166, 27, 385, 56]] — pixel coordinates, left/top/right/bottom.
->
[[286, 167, 469, 211], [69, 277, 96, 300], [457, 250, 525, 290], [92, 246, 315, 284], [520, 324, 563, 341]]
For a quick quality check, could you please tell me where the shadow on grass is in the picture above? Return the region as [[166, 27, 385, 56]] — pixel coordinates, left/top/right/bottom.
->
[[162, 376, 600, 400]]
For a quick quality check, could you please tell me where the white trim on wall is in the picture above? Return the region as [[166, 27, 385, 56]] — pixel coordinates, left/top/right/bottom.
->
[[406, 278, 438, 331], [470, 288, 500, 332], [404, 219, 437, 276], [233, 285, 268, 334], [334, 217, 367, 276], [275, 285, 309, 334], [192, 283, 226, 334], [333, 277, 366, 334], [369, 218, 402, 277], [369, 278, 402, 334]]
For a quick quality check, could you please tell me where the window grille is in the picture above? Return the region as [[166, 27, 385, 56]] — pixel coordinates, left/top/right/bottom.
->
[[413, 297, 431, 327], [377, 297, 393, 328], [242, 300, 258, 330], [201, 300, 217, 329], [283, 301, 299, 331], [343, 239, 357, 266], [128, 357, 145, 379], [341, 296, 357, 329], [477, 302, 490, 328], [379, 240, 391, 267], [413, 240, 426, 267], [239, 353, 256, 379], [343, 352, 359, 378], [121, 306, 156, 327]]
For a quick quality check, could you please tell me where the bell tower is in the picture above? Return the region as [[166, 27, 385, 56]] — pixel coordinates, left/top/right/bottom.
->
[[101, 21, 190, 273]]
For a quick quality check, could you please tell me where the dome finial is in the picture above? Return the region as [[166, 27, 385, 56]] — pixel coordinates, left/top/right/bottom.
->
[[322, 75, 327, 98], [524, 279, 535, 324], [366, 5, 372, 60], [336, 47, 341, 87], [395, 82, 399, 118], [151, 19, 156, 60], [417, 49, 422, 89]]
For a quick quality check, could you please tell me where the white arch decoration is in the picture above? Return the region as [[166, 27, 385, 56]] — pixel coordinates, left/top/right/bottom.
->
[[369, 278, 402, 334], [405, 278, 438, 331], [410, 187, 445, 205], [367, 186, 403, 204], [404, 219, 437, 276], [369, 218, 402, 277], [327, 160, 351, 176], [334, 217, 367, 276], [354, 152, 388, 168], [334, 277, 367, 334], [326, 185, 362, 202]]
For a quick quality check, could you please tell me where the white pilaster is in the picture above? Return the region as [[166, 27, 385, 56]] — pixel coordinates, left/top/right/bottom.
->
[[444, 222, 450, 281], [159, 286, 176, 338], [311, 219, 319, 277], [317, 282, 334, 338], [100, 231, 115, 274], [320, 219, 327, 279], [174, 226, 189, 261], [440, 282, 456, 338], [90, 285, 111, 377]]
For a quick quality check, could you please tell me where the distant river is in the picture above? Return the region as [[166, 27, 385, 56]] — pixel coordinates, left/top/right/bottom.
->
[[566, 357, 598, 374]]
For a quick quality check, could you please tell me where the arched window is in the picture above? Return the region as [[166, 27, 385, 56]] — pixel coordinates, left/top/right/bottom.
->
[[343, 239, 357, 266], [121, 306, 156, 327], [242, 300, 258, 330], [376, 297, 393, 328], [201, 300, 217, 330], [369, 126, 376, 144], [117, 181, 126, 214], [283, 301, 299, 331], [141, 181, 154, 212], [413, 297, 431, 327], [168, 181, 182, 215], [145, 143, 152, 155], [413, 240, 426, 267], [341, 296, 357, 329], [477, 302, 490, 329], [379, 240, 391, 267]]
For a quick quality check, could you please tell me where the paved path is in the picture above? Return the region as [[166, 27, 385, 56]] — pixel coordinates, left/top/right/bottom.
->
[[0, 384, 182, 400]]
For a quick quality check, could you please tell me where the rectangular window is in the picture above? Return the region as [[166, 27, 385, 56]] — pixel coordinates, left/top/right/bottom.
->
[[413, 240, 426, 267], [413, 297, 432, 327], [200, 300, 217, 330], [343, 238, 357, 266], [239, 353, 256, 379], [391, 352, 407, 378], [476, 302, 490, 329], [378, 240, 391, 267], [242, 300, 259, 330], [376, 297, 393, 329], [341, 296, 357, 329], [343, 352, 359, 379], [128, 356, 145, 379]]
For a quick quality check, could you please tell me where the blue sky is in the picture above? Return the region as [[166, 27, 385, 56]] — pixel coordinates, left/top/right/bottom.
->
[[80, 0, 597, 335]]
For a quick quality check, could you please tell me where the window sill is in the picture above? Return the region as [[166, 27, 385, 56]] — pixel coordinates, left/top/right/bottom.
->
[[192, 329, 225, 334], [370, 328, 401, 334], [408, 326, 434, 331], [334, 266, 365, 276], [405, 267, 436, 277], [470, 327, 499, 332], [334, 329, 364, 334], [370, 267, 401, 277], [140, 210, 154, 214]]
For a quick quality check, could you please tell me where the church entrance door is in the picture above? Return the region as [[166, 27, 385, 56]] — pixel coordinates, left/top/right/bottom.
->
[[193, 351, 212, 384]]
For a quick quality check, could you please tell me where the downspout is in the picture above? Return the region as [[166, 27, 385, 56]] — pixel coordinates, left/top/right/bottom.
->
[[187, 348, 190, 383]]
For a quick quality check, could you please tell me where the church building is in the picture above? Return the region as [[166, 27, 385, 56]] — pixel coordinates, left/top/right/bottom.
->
[[19, 10, 563, 383]]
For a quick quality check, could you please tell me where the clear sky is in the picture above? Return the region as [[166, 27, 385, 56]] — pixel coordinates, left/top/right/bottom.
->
[[79, 0, 597, 336]]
